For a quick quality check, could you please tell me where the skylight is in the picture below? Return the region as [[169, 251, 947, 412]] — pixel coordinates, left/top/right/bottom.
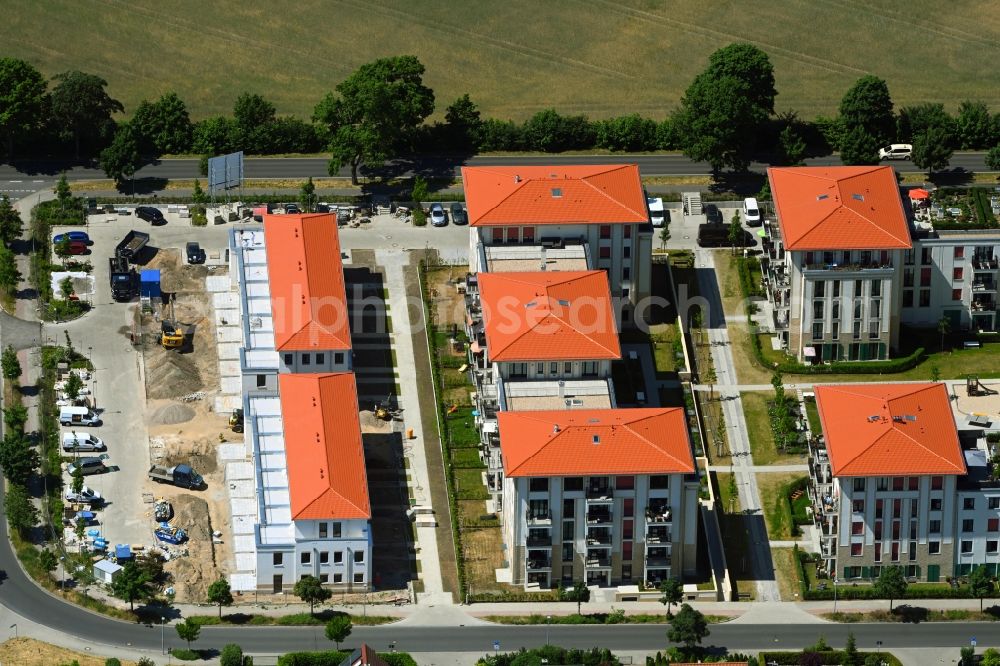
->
[[551, 188, 563, 198]]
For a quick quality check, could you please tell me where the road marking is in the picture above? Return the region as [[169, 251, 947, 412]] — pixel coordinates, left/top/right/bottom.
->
[[8, 180, 22, 183], [32, 180, 44, 183]]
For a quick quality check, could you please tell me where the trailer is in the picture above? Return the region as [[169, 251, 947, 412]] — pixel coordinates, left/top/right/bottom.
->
[[154, 522, 188, 545], [148, 463, 203, 489], [115, 229, 149, 261], [109, 256, 137, 301]]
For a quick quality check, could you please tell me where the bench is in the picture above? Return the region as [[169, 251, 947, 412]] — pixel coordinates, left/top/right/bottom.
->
[[964, 341, 982, 349]]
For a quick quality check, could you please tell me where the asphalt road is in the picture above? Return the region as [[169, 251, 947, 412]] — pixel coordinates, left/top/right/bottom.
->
[[0, 152, 991, 185]]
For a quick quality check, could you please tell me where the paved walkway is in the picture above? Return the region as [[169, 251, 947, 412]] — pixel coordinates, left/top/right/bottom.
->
[[708, 464, 809, 473], [376, 250, 450, 606], [695, 249, 780, 602]]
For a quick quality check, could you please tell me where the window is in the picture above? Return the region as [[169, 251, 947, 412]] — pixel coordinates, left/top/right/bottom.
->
[[563, 477, 583, 492], [852, 499, 865, 513], [354, 550, 364, 563], [852, 321, 862, 340], [491, 228, 503, 243], [929, 520, 941, 534], [930, 498, 942, 511], [334, 573, 343, 583], [284, 353, 293, 366], [954, 267, 965, 281], [624, 225, 632, 239], [963, 519, 975, 533], [562, 521, 574, 540], [623, 247, 631, 259], [908, 477, 918, 491], [529, 478, 549, 492], [877, 477, 888, 491], [893, 477, 904, 491], [623, 497, 634, 518], [334, 352, 344, 365], [922, 247, 932, 264], [599, 225, 611, 240], [891, 542, 900, 562], [622, 563, 632, 581], [955, 246, 965, 259], [319, 574, 329, 583], [562, 544, 573, 561], [903, 269, 914, 287], [965, 497, 977, 510], [902, 290, 913, 307], [650, 475, 669, 489], [904, 249, 915, 265], [871, 299, 881, 318], [315, 353, 325, 365], [301, 552, 311, 564], [320, 551, 329, 564], [874, 521, 883, 540], [564, 362, 573, 375], [853, 280, 863, 298], [622, 541, 633, 560], [852, 521, 864, 535], [874, 542, 882, 562], [851, 543, 863, 556], [582, 362, 597, 377], [833, 280, 841, 297], [919, 289, 931, 307], [623, 266, 631, 280], [813, 300, 824, 320], [332, 523, 341, 538], [832, 323, 840, 339], [506, 227, 519, 243], [991, 518, 1000, 533], [920, 267, 932, 287], [893, 498, 901, 518], [853, 299, 862, 319], [599, 246, 611, 259], [929, 541, 941, 555], [875, 500, 884, 519], [354, 573, 365, 584], [962, 540, 974, 554], [549, 362, 558, 376], [622, 288, 630, 299], [832, 302, 841, 320], [522, 227, 535, 243], [814, 281, 825, 297], [869, 321, 880, 339], [989, 541, 999, 554], [623, 519, 633, 540], [991, 497, 1000, 510], [616, 476, 634, 490], [870, 280, 881, 297], [319, 523, 328, 539], [334, 551, 343, 564], [273, 553, 283, 566], [853, 478, 866, 492], [256, 374, 266, 388], [932, 476, 943, 490], [812, 323, 823, 340], [301, 353, 311, 365], [909, 542, 917, 562], [536, 362, 544, 375]]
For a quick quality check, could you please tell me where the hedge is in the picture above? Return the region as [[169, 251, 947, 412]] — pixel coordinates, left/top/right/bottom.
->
[[757, 651, 901, 666], [747, 329, 925, 375], [735, 256, 764, 299], [277, 652, 417, 666]]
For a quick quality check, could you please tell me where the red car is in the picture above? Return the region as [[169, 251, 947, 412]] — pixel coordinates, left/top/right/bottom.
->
[[68, 241, 89, 255]]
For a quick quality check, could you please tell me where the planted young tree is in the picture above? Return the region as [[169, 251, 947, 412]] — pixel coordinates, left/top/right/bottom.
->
[[299, 176, 316, 212], [0, 194, 23, 246], [659, 223, 671, 249], [562, 580, 591, 614], [314, 55, 435, 185], [938, 315, 952, 350], [54, 236, 72, 260], [191, 178, 208, 206], [71, 464, 85, 495], [59, 276, 74, 301], [110, 560, 153, 610], [844, 632, 860, 666], [206, 578, 234, 618], [175, 617, 201, 649], [55, 174, 73, 206], [5, 482, 39, 537], [658, 578, 684, 618], [667, 603, 709, 652], [968, 565, 994, 612], [728, 214, 742, 255], [64, 371, 83, 401], [219, 644, 246, 666], [703, 366, 717, 401], [1, 345, 21, 382], [324, 614, 352, 649], [873, 565, 907, 612], [293, 574, 332, 615]]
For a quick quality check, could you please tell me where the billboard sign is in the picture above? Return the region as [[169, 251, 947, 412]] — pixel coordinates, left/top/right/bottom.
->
[[207, 151, 244, 194]]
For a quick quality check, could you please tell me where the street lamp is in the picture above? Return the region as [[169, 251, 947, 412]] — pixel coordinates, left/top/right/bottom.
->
[[161, 613, 165, 654], [545, 614, 552, 645], [9, 623, 16, 638]]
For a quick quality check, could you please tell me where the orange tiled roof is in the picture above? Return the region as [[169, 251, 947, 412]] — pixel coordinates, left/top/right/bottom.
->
[[498, 408, 695, 477], [477, 271, 620, 362], [279, 373, 370, 520], [264, 213, 351, 352], [463, 164, 649, 226], [768, 166, 912, 251], [815, 383, 965, 477]]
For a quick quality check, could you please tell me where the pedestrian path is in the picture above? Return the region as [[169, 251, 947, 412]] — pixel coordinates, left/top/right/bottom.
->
[[708, 464, 809, 473]]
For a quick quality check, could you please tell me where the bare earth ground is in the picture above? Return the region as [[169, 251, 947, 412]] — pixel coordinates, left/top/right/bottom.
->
[[0, 638, 135, 666]]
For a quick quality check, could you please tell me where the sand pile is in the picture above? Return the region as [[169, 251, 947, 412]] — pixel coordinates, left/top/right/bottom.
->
[[145, 351, 202, 399], [360, 410, 394, 433], [150, 403, 195, 425], [163, 439, 219, 475], [165, 493, 216, 600]]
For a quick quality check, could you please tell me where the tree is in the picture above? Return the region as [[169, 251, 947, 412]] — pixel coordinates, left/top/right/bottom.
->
[[968, 566, 994, 612], [55, 173, 73, 203], [911, 125, 954, 176], [873, 565, 907, 611], [130, 92, 193, 155], [206, 578, 234, 618], [106, 659, 123, 666], [844, 632, 860, 666], [659, 223, 671, 249], [39, 548, 58, 577], [839, 124, 881, 166], [219, 644, 245, 666], [233, 92, 277, 154], [1, 345, 21, 381], [192, 178, 208, 206], [728, 213, 743, 255], [299, 176, 316, 212], [3, 403, 27, 434], [938, 315, 952, 350], [109, 561, 152, 611], [59, 276, 74, 301], [0, 58, 48, 158], [0, 194, 23, 246], [521, 109, 594, 152], [0, 246, 20, 292], [704, 42, 777, 115], [99, 122, 142, 188], [71, 464, 84, 495], [930, 365, 941, 382], [5, 482, 38, 537], [961, 646, 977, 666], [411, 175, 429, 208], [293, 574, 331, 615], [956, 101, 994, 149], [561, 580, 591, 614], [596, 114, 658, 152], [987, 145, 1000, 172], [658, 578, 683, 617], [175, 617, 201, 649], [667, 603, 709, 650], [54, 235, 72, 260], [443, 93, 483, 151], [982, 648, 1000, 666], [314, 55, 435, 185], [324, 614, 352, 649], [50, 71, 123, 159], [839, 76, 895, 147], [0, 431, 38, 486], [898, 103, 955, 144], [779, 124, 807, 166], [192, 117, 237, 155], [703, 366, 716, 401]]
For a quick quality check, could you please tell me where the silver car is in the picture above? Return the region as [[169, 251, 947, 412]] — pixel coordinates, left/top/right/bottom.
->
[[62, 432, 106, 452], [429, 203, 447, 227]]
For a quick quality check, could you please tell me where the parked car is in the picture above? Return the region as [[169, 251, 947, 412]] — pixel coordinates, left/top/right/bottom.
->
[[743, 197, 762, 226], [67, 457, 108, 476], [186, 242, 206, 264], [135, 206, 166, 225], [429, 203, 447, 227], [62, 432, 106, 452], [59, 406, 101, 426], [450, 203, 468, 225], [67, 241, 89, 255], [53, 231, 90, 244], [64, 485, 102, 504], [703, 203, 723, 224], [285, 203, 301, 214], [879, 144, 912, 160], [647, 196, 666, 227]]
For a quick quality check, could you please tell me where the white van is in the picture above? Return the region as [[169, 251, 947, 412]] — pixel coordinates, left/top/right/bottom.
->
[[743, 197, 761, 226], [59, 406, 101, 426], [647, 196, 666, 227], [879, 144, 912, 160], [62, 432, 106, 452]]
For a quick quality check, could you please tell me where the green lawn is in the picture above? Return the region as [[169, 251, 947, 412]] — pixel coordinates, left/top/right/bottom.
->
[[804, 399, 821, 436], [757, 472, 809, 540], [740, 391, 806, 466]]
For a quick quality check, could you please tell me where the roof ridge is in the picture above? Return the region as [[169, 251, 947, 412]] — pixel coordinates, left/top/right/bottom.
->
[[579, 167, 649, 221], [544, 310, 621, 357], [621, 410, 692, 470]]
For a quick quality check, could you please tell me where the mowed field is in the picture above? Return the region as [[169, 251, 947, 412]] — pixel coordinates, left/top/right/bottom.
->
[[5, 0, 1000, 122]]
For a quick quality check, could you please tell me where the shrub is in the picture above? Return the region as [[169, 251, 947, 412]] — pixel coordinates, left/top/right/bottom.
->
[[169, 648, 200, 661], [105, 660, 122, 666], [275, 651, 350, 666], [412, 209, 427, 227]]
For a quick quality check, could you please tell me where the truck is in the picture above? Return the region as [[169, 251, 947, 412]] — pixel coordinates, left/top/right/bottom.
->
[[115, 229, 149, 261], [147, 463, 204, 489], [109, 256, 137, 301]]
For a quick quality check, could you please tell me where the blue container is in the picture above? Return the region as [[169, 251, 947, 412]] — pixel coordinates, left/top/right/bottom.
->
[[139, 270, 161, 298]]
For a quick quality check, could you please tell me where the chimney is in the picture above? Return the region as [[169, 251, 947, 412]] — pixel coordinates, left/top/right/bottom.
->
[[552, 424, 560, 434], [514, 175, 522, 183]]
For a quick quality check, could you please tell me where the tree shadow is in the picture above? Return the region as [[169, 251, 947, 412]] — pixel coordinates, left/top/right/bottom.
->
[[928, 169, 975, 187], [709, 170, 766, 197], [2, 158, 93, 177], [121, 177, 170, 196], [892, 604, 929, 623]]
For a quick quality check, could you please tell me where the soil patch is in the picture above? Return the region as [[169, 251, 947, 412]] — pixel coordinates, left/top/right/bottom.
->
[[145, 350, 203, 399], [0, 638, 135, 666], [146, 247, 210, 294], [161, 437, 220, 475], [149, 401, 195, 425], [360, 410, 395, 433]]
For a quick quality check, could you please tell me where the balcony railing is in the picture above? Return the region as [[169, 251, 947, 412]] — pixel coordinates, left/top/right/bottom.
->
[[526, 557, 552, 571], [647, 529, 672, 544], [974, 257, 999, 271], [973, 281, 998, 292], [586, 487, 613, 502], [586, 530, 612, 546], [646, 506, 672, 524], [527, 511, 552, 526], [585, 556, 611, 568], [803, 261, 893, 273], [646, 556, 672, 567], [527, 532, 552, 548], [586, 509, 612, 524]]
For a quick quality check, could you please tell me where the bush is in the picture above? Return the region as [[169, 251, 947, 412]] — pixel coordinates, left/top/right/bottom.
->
[[169, 648, 200, 661], [276, 651, 350, 666], [412, 209, 427, 227], [105, 660, 122, 666], [735, 256, 764, 298], [220, 644, 245, 666], [191, 207, 207, 227]]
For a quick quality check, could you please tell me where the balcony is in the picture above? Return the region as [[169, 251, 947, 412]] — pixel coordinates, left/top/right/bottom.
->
[[585, 555, 611, 569], [586, 507, 612, 525], [585, 486, 613, 503], [586, 528, 612, 547], [527, 511, 552, 526], [973, 281, 998, 293], [526, 556, 552, 571], [527, 530, 552, 548], [646, 504, 672, 524], [802, 260, 894, 273], [646, 555, 672, 568], [974, 257, 999, 271], [972, 298, 997, 312], [647, 528, 672, 544]]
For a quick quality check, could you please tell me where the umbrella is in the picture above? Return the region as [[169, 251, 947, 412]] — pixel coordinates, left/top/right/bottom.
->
[[757, 229, 768, 237], [909, 188, 930, 200]]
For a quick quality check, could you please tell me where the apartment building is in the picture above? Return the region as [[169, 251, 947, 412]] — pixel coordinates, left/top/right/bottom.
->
[[807, 382, 1000, 583], [228, 213, 371, 592], [463, 164, 654, 325], [497, 408, 699, 588], [762, 166, 911, 362]]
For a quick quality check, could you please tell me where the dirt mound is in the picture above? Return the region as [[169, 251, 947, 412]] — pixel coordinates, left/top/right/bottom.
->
[[164, 493, 216, 600], [150, 403, 195, 425], [163, 438, 219, 475], [145, 349, 202, 399], [147, 248, 210, 294]]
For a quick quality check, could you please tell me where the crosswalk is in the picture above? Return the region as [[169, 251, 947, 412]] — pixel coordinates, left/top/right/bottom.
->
[[0, 179, 46, 195]]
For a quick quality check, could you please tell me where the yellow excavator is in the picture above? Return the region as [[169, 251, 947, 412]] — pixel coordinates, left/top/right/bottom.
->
[[160, 300, 189, 350], [229, 408, 244, 433]]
